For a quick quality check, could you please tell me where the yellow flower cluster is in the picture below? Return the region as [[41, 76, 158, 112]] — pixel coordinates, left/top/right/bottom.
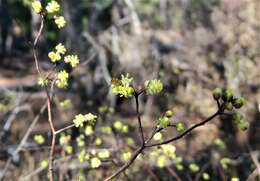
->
[[37, 77, 49, 87], [113, 120, 129, 133], [34, 134, 45, 145], [31, 0, 66, 29], [54, 16, 66, 29], [56, 70, 69, 88], [32, 1, 42, 14], [90, 157, 101, 168], [48, 51, 61, 62], [48, 43, 80, 70], [64, 55, 80, 67], [46, 1, 60, 13], [73, 113, 97, 128]]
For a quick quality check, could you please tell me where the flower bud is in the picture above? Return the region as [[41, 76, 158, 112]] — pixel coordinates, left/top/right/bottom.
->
[[165, 110, 174, 118], [176, 122, 186, 133], [224, 102, 233, 111], [232, 97, 245, 109], [212, 88, 222, 100], [238, 120, 249, 131], [232, 112, 243, 124], [222, 89, 234, 102]]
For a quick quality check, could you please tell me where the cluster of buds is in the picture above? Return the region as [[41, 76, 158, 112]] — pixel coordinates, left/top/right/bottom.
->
[[212, 88, 248, 130], [212, 88, 245, 111]]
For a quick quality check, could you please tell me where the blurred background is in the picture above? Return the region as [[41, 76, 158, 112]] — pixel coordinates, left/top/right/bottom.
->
[[0, 0, 259, 180]]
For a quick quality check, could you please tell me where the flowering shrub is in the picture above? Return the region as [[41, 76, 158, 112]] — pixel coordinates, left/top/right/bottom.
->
[[1, 1, 248, 181]]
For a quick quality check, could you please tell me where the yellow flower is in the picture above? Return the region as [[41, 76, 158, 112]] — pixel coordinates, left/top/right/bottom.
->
[[95, 138, 102, 145], [157, 155, 167, 168], [40, 160, 49, 168], [78, 150, 87, 163], [34, 134, 45, 144], [73, 113, 97, 128], [113, 120, 123, 131], [153, 132, 163, 141], [55, 43, 66, 54], [32, 1, 42, 14], [73, 114, 87, 128], [85, 126, 94, 136], [122, 125, 129, 133], [97, 150, 110, 159], [121, 151, 132, 161], [56, 70, 69, 88], [37, 77, 49, 87], [90, 157, 101, 168], [54, 16, 66, 28], [48, 51, 61, 62], [64, 55, 80, 67], [46, 1, 60, 13], [85, 113, 97, 124]]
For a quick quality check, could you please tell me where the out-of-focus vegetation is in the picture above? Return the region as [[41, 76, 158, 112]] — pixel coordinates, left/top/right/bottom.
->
[[0, 0, 259, 180]]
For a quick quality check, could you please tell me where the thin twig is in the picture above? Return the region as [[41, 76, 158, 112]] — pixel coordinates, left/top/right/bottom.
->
[[134, 93, 145, 145], [145, 109, 222, 148], [55, 124, 75, 135], [32, 14, 56, 181]]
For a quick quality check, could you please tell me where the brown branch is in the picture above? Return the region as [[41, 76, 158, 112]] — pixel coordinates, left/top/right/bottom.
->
[[104, 145, 145, 181], [134, 92, 145, 145], [55, 124, 75, 135], [32, 14, 56, 181], [145, 109, 222, 148]]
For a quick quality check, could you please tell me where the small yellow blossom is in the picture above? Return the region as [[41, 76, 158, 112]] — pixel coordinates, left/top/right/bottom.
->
[[153, 132, 163, 141], [73, 114, 87, 128], [100, 126, 112, 134], [34, 134, 45, 144], [157, 155, 167, 167], [37, 77, 49, 87], [65, 145, 73, 154], [48, 51, 61, 62], [90, 157, 101, 168], [46, 0, 60, 13], [78, 150, 89, 163], [85, 126, 94, 136], [113, 120, 123, 131], [64, 55, 80, 67], [55, 43, 66, 54], [56, 70, 69, 88], [40, 160, 49, 168], [122, 125, 129, 133], [32, 1, 42, 14], [98, 150, 110, 159], [85, 113, 97, 124], [59, 134, 71, 145], [95, 138, 102, 145], [121, 151, 132, 161], [54, 16, 66, 28], [73, 113, 97, 128]]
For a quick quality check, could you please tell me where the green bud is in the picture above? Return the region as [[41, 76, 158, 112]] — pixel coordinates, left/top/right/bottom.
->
[[224, 102, 233, 111], [158, 116, 170, 128], [212, 88, 222, 100], [202, 172, 210, 180], [165, 110, 174, 118], [238, 120, 249, 131], [222, 89, 234, 102], [189, 163, 200, 173], [176, 122, 186, 133], [232, 97, 245, 109], [232, 112, 243, 124]]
